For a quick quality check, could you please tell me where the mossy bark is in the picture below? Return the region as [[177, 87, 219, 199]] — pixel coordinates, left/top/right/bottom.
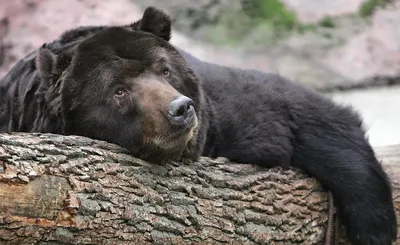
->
[[0, 133, 399, 245]]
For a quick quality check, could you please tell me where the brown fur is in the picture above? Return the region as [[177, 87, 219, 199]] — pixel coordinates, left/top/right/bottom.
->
[[136, 76, 180, 145]]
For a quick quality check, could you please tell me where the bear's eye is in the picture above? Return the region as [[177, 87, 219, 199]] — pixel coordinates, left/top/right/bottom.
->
[[114, 88, 126, 98], [162, 68, 170, 77]]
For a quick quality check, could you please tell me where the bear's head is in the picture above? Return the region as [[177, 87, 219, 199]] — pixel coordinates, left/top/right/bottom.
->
[[35, 7, 206, 164]]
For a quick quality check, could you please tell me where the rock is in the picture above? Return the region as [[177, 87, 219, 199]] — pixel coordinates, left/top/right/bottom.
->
[[278, 15, 371, 90], [170, 32, 273, 72], [323, 4, 400, 83], [0, 0, 266, 79], [0, 0, 144, 78], [264, 46, 350, 90], [135, 0, 234, 31], [281, 0, 367, 23]]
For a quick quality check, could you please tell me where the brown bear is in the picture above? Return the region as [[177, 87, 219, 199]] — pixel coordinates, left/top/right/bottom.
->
[[0, 7, 397, 245]]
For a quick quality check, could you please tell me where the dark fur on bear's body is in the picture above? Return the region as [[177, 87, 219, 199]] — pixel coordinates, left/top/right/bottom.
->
[[0, 7, 397, 245]]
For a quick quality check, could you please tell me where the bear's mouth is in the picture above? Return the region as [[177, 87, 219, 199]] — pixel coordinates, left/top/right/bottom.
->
[[166, 122, 196, 142], [160, 111, 198, 147], [139, 115, 199, 164]]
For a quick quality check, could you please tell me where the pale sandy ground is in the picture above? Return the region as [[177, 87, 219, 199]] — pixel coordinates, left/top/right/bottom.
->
[[329, 86, 400, 147]]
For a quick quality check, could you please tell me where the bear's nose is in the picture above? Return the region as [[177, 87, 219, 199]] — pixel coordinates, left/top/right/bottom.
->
[[168, 95, 195, 125]]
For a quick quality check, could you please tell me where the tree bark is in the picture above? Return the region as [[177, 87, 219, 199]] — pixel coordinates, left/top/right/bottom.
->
[[0, 133, 398, 245]]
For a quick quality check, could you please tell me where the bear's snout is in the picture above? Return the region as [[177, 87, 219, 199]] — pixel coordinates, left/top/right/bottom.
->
[[167, 95, 195, 127], [136, 77, 198, 150]]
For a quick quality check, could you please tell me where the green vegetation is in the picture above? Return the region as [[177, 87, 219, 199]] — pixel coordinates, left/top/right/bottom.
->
[[318, 17, 336, 28], [176, 0, 394, 48], [359, 0, 391, 17], [206, 0, 339, 46], [207, 0, 304, 46], [244, 0, 300, 32]]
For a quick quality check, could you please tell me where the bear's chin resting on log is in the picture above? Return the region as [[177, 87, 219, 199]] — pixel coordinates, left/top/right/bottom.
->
[[0, 6, 398, 245]]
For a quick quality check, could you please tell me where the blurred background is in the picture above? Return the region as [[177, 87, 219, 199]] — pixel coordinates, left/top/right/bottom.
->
[[1, 0, 399, 146]]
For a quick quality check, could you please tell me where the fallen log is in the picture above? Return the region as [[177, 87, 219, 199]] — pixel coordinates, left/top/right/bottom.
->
[[0, 133, 399, 245]]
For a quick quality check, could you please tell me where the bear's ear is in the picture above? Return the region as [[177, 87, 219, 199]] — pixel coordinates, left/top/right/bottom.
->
[[36, 47, 56, 86], [138, 6, 171, 41], [36, 46, 73, 88]]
